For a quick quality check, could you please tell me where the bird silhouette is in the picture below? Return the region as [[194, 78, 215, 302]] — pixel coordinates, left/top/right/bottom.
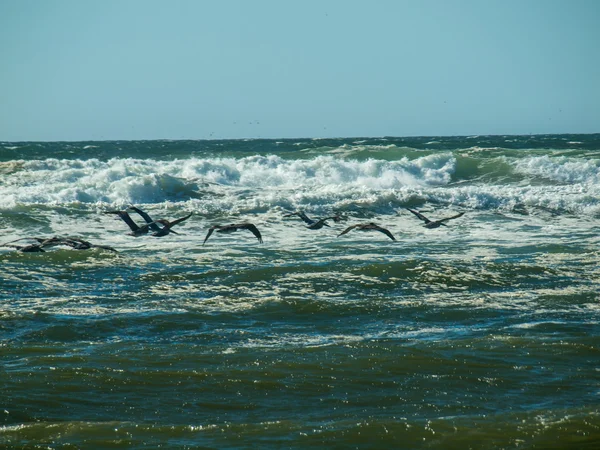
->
[[104, 206, 191, 237], [406, 208, 464, 228], [203, 223, 263, 245], [337, 223, 396, 241]]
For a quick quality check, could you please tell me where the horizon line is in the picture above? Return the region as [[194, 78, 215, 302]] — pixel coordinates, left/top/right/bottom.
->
[[2, 131, 600, 144]]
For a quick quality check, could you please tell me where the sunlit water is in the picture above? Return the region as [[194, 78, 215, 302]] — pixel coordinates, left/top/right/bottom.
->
[[1, 136, 599, 448]]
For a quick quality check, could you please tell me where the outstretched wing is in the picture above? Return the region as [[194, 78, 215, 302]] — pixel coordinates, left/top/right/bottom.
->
[[34, 237, 64, 249], [56, 237, 118, 252], [243, 224, 263, 243], [306, 218, 330, 229], [373, 225, 396, 241], [17, 244, 46, 252], [324, 216, 344, 225], [169, 213, 193, 227], [202, 227, 216, 245], [284, 211, 313, 225], [129, 206, 162, 232], [337, 224, 360, 237], [406, 208, 431, 224], [104, 210, 142, 232], [438, 212, 465, 223]]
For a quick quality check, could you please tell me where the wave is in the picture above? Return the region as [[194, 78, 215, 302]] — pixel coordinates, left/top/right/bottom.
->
[[513, 155, 600, 184], [0, 154, 455, 206], [0, 153, 598, 216]]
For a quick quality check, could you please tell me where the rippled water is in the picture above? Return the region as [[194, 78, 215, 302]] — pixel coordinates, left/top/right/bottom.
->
[[1, 136, 600, 448]]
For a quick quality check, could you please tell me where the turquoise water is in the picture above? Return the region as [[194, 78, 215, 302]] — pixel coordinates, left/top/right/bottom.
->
[[1, 135, 600, 448]]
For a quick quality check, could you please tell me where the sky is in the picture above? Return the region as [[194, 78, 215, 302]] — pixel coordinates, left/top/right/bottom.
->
[[1, 0, 599, 141]]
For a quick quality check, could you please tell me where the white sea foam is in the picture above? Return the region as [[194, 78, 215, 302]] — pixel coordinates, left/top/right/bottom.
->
[[0, 154, 456, 207], [513, 155, 600, 184], [1, 153, 598, 216]]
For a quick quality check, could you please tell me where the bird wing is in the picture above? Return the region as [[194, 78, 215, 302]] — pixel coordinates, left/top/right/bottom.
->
[[129, 206, 162, 232], [296, 211, 314, 225], [17, 244, 46, 252], [202, 227, 216, 245], [91, 244, 118, 252], [1, 237, 36, 246], [438, 212, 465, 223], [152, 220, 181, 235], [307, 219, 330, 229], [105, 211, 141, 232], [406, 208, 431, 224], [337, 224, 360, 237], [168, 213, 193, 227], [33, 237, 63, 248], [374, 226, 396, 241], [283, 211, 313, 224], [243, 224, 263, 243], [55, 237, 118, 252]]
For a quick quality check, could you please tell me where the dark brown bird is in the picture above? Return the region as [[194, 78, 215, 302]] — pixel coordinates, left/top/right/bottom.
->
[[284, 211, 344, 229], [406, 208, 464, 228], [1, 237, 58, 252], [1, 236, 117, 252], [337, 223, 396, 241], [50, 237, 117, 252], [104, 206, 191, 237], [1, 242, 47, 252], [203, 223, 263, 245]]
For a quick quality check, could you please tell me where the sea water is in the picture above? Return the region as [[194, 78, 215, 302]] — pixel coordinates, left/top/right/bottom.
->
[[1, 135, 599, 448]]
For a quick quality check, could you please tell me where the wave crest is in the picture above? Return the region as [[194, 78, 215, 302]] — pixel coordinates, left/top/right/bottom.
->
[[0, 154, 457, 207]]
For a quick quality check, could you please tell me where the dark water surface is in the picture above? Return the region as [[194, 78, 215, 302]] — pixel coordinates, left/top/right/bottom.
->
[[1, 135, 599, 448]]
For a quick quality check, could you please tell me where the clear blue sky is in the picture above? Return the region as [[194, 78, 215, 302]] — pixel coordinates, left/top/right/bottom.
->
[[1, 0, 599, 141]]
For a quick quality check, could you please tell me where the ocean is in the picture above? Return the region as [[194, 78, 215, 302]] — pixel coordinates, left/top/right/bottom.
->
[[1, 134, 599, 449]]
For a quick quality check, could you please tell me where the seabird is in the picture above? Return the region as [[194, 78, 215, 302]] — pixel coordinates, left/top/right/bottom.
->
[[1, 242, 46, 252], [305, 218, 331, 230], [1, 236, 117, 252], [284, 211, 319, 225], [51, 237, 117, 252], [0, 237, 55, 252], [337, 223, 396, 241], [103, 210, 153, 236], [203, 223, 263, 245], [104, 206, 191, 237], [284, 211, 344, 229], [406, 208, 464, 228], [128, 206, 192, 236]]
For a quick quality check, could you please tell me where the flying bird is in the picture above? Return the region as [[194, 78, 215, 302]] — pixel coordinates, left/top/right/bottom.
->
[[337, 223, 396, 241], [284, 211, 344, 229], [51, 237, 117, 252], [304, 217, 336, 230], [0, 241, 47, 252], [284, 211, 319, 225], [104, 206, 191, 237], [1, 236, 117, 252], [0, 236, 61, 252], [128, 206, 192, 237], [406, 208, 464, 228], [203, 223, 263, 245]]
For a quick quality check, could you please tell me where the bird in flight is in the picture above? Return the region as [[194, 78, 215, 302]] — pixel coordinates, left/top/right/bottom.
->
[[1, 236, 117, 252], [406, 208, 464, 228], [203, 223, 263, 245], [283, 211, 344, 230], [337, 223, 396, 241], [104, 206, 191, 237]]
